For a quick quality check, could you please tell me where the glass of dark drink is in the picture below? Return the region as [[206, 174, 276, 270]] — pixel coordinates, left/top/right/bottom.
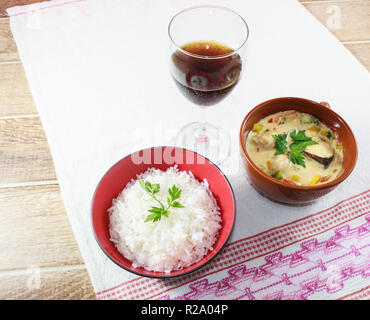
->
[[168, 5, 249, 163]]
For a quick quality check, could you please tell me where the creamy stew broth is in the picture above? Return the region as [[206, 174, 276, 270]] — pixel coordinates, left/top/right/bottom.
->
[[245, 110, 343, 186]]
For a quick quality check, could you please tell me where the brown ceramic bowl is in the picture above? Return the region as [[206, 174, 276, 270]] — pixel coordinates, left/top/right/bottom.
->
[[239, 97, 357, 204]]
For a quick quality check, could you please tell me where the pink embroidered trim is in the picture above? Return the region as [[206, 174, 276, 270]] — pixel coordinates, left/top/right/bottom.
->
[[8, 0, 87, 17], [96, 190, 370, 300], [159, 217, 369, 300]]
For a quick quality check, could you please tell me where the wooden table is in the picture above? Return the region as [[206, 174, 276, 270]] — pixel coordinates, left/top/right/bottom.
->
[[0, 0, 369, 300]]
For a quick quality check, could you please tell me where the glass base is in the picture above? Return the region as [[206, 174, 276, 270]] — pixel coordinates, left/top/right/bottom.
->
[[176, 122, 231, 165]]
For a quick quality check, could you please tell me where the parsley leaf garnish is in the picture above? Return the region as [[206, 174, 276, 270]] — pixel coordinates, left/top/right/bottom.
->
[[288, 150, 306, 167], [288, 130, 318, 167], [289, 130, 315, 143], [290, 140, 318, 153], [272, 134, 288, 155], [139, 180, 184, 223], [272, 130, 318, 168]]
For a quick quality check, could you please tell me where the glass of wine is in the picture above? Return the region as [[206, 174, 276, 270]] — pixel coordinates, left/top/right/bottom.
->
[[168, 5, 249, 164]]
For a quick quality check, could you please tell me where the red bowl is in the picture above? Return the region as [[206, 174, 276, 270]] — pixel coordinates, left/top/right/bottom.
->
[[91, 146, 236, 278]]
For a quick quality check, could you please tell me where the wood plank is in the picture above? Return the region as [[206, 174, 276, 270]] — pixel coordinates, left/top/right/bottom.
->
[[0, 184, 85, 270], [0, 18, 18, 62], [0, 267, 96, 299], [344, 42, 370, 71], [302, 1, 370, 42], [0, 62, 37, 116], [0, 117, 56, 183]]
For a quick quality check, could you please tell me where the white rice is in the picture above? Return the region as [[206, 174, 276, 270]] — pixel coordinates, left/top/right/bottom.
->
[[108, 166, 222, 273]]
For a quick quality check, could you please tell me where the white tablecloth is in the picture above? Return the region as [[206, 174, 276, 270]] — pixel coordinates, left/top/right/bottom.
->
[[7, 0, 370, 299]]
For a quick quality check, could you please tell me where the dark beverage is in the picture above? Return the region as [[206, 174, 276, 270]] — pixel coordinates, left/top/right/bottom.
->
[[171, 41, 242, 106]]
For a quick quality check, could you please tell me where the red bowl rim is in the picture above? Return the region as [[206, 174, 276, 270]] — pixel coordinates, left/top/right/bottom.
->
[[90, 146, 236, 278], [239, 97, 358, 191]]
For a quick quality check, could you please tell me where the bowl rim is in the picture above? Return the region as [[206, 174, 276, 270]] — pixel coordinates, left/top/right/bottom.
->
[[239, 97, 358, 191], [90, 146, 236, 279]]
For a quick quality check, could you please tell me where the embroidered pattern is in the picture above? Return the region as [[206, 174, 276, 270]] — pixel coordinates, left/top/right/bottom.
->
[[96, 190, 370, 300], [159, 215, 370, 300]]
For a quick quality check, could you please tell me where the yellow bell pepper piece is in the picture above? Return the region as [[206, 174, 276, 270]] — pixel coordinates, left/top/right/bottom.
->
[[286, 114, 297, 121], [321, 130, 333, 139], [307, 126, 320, 132], [336, 145, 343, 150], [267, 160, 273, 171], [309, 175, 321, 186], [253, 123, 263, 132], [291, 175, 300, 182]]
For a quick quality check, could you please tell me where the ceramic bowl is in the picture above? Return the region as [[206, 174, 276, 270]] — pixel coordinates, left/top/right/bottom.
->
[[239, 97, 357, 204], [91, 146, 235, 278]]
